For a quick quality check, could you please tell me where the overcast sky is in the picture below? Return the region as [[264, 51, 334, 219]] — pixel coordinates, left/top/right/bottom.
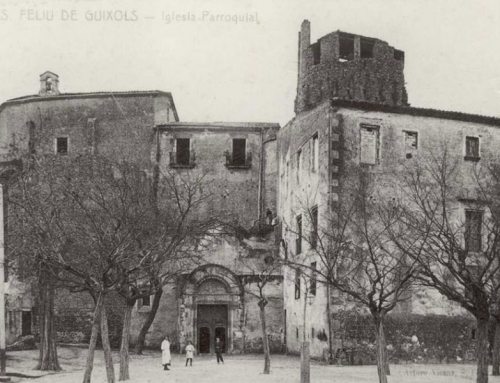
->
[[0, 0, 499, 126]]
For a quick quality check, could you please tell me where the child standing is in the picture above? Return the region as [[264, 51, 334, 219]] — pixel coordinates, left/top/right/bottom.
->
[[185, 341, 195, 367]]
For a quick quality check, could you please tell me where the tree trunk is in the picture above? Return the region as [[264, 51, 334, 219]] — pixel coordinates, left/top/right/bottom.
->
[[326, 284, 333, 364], [35, 271, 61, 371], [258, 300, 271, 374], [302, 283, 308, 343], [100, 306, 115, 383], [83, 292, 104, 383], [493, 318, 500, 376], [373, 316, 388, 383], [134, 288, 163, 355], [476, 316, 489, 383], [119, 300, 135, 381]]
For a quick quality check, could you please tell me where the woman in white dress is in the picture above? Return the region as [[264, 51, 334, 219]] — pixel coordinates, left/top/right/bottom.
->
[[161, 335, 171, 370]]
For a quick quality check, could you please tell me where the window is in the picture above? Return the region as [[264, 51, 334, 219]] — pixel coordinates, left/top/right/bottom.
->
[[297, 150, 302, 184], [296, 327, 299, 339], [142, 295, 151, 307], [465, 210, 482, 252], [310, 262, 317, 296], [296, 215, 302, 254], [394, 50, 405, 62], [360, 125, 380, 165], [311, 327, 315, 339], [176, 138, 191, 166], [360, 38, 375, 59], [56, 137, 68, 155], [311, 133, 319, 172], [312, 42, 321, 65], [310, 206, 318, 249], [339, 33, 355, 61], [21, 311, 32, 336], [46, 78, 53, 92], [465, 265, 481, 300], [465, 136, 480, 160], [295, 269, 301, 299], [232, 138, 246, 166], [404, 131, 418, 159]]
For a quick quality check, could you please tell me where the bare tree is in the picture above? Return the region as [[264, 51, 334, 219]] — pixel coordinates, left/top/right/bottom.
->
[[241, 251, 282, 374], [7, 154, 217, 383], [283, 168, 416, 383], [388, 148, 500, 383]]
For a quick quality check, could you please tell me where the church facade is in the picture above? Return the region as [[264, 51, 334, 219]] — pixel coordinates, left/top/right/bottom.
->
[[2, 21, 500, 362]]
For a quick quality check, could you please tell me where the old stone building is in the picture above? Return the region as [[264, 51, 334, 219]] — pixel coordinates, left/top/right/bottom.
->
[[0, 71, 283, 355], [1, 21, 500, 363], [280, 21, 500, 362]]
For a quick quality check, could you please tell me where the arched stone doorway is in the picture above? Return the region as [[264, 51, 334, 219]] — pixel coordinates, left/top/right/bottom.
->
[[178, 264, 244, 355]]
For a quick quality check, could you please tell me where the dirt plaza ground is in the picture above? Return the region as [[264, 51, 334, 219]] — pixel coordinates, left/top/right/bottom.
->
[[4, 347, 500, 383]]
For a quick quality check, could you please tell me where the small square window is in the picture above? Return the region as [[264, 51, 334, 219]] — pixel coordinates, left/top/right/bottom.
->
[[56, 137, 68, 155], [142, 295, 151, 307], [465, 137, 480, 160]]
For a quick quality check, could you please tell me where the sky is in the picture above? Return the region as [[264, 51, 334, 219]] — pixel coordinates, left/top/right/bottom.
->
[[0, 0, 499, 126]]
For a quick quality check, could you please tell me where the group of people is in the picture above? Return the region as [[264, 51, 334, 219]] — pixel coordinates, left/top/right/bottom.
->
[[161, 335, 225, 370]]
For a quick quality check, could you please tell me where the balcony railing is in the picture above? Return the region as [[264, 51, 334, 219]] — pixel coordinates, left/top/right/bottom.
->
[[225, 150, 252, 169], [169, 150, 196, 168]]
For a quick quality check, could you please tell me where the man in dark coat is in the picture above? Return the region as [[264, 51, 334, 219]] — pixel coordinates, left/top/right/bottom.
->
[[215, 338, 224, 364]]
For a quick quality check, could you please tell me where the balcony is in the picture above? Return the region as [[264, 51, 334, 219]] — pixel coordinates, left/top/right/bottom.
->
[[225, 150, 252, 169], [169, 150, 196, 169]]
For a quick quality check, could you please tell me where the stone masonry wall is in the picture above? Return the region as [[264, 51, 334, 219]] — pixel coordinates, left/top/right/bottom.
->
[[295, 21, 407, 114]]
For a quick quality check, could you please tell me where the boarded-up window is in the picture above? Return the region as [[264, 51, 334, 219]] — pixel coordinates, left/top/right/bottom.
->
[[360, 125, 379, 164], [465, 136, 479, 159], [465, 210, 482, 252], [404, 131, 418, 159], [405, 131, 418, 149]]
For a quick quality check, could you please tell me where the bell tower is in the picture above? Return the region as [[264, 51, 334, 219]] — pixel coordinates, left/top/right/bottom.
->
[[39, 71, 60, 96]]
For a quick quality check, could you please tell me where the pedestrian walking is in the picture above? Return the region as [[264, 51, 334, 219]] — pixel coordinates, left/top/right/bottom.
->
[[215, 337, 224, 364], [161, 335, 171, 370], [185, 340, 195, 367]]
